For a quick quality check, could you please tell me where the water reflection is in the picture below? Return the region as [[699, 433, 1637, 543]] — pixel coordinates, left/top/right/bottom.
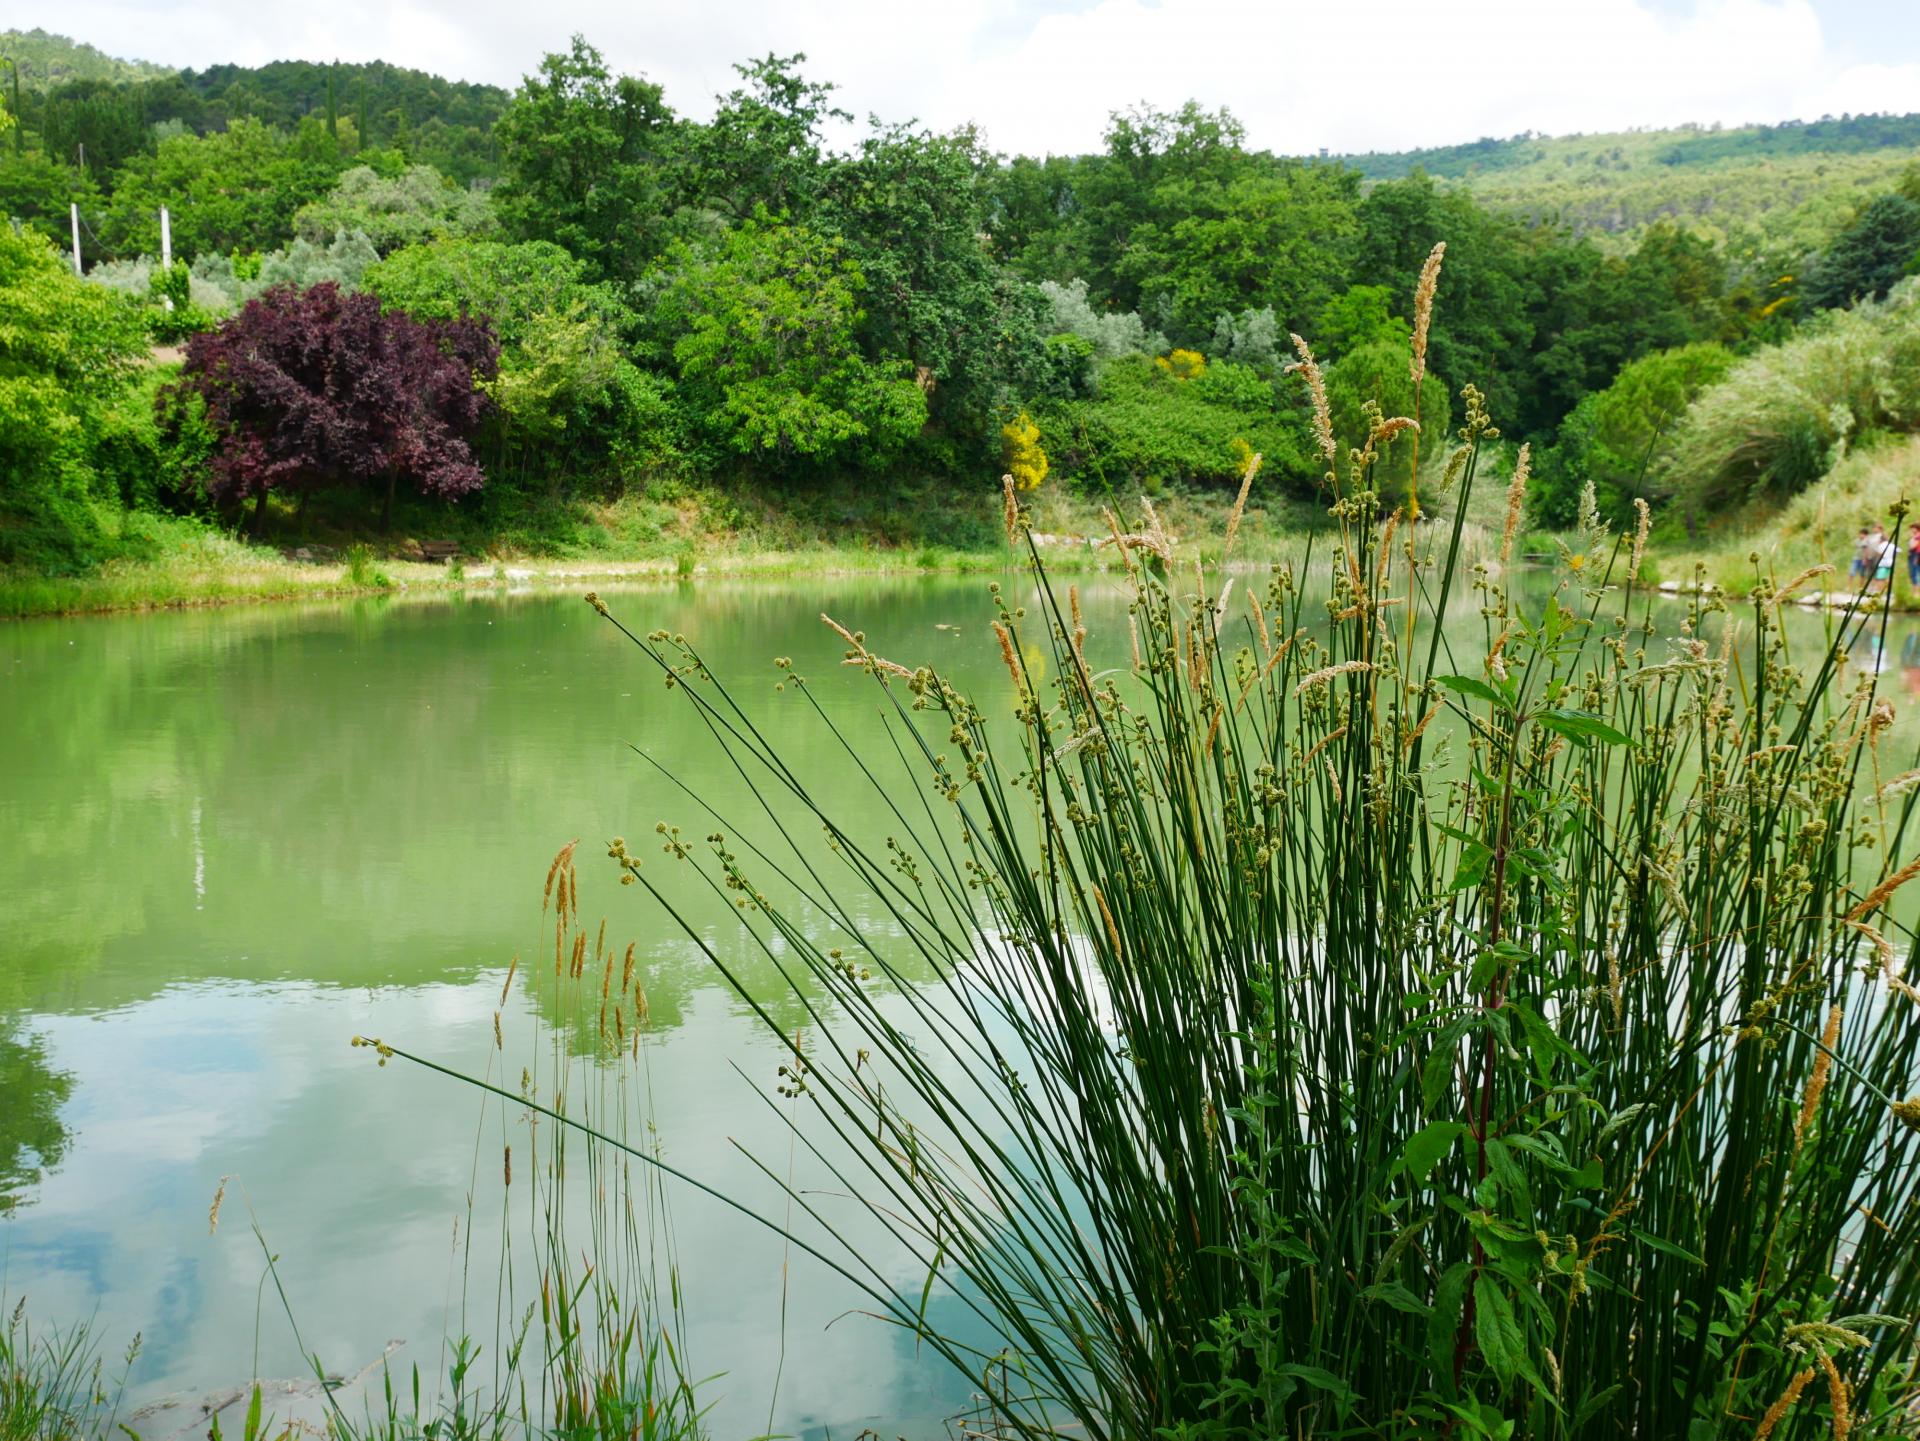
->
[[7, 573, 1920, 1433], [0, 1019, 73, 1213]]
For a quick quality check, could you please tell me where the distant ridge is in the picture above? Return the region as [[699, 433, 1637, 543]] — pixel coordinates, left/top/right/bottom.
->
[[1329, 112, 1920, 181], [0, 26, 174, 91]]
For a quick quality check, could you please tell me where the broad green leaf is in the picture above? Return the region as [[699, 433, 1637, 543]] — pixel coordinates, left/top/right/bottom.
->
[[1429, 1261, 1473, 1399], [1572, 1384, 1624, 1428], [1436, 674, 1505, 706], [1402, 1121, 1466, 1182], [1451, 842, 1491, 891], [1274, 1364, 1357, 1410], [1535, 709, 1632, 747], [1631, 1227, 1706, 1267], [1473, 1275, 1525, 1387], [1361, 1280, 1432, 1317]]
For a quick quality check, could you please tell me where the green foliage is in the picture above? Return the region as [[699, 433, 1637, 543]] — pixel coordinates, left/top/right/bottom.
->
[[490, 37, 677, 285], [1038, 102, 1360, 339], [366, 237, 680, 484], [0, 226, 147, 567], [0, 26, 170, 90], [293, 163, 494, 254], [342, 541, 391, 588], [0, 153, 96, 246], [822, 121, 1048, 448], [1036, 352, 1308, 490], [1339, 114, 1920, 247], [92, 363, 217, 511], [1537, 341, 1733, 526], [1314, 283, 1409, 353], [655, 219, 926, 469], [684, 52, 844, 221], [1323, 340, 1449, 496], [1661, 280, 1920, 514], [1808, 192, 1920, 310], [101, 117, 344, 256]]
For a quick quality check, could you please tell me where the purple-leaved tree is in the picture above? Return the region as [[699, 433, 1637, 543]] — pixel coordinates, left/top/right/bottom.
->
[[175, 282, 499, 531]]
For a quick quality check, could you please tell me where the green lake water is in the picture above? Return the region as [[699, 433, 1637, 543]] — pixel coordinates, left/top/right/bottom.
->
[[2, 571, 1917, 1435]]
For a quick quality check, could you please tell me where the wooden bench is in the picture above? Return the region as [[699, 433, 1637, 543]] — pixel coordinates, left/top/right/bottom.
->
[[418, 540, 462, 564]]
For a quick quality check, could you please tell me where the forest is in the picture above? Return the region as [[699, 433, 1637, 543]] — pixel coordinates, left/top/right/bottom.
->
[[3, 25, 1920, 583]]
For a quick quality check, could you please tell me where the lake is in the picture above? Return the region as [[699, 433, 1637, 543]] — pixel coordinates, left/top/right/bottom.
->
[[1, 567, 1913, 1436]]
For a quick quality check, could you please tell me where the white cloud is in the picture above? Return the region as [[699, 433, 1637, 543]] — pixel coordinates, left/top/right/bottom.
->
[[28, 0, 1920, 155]]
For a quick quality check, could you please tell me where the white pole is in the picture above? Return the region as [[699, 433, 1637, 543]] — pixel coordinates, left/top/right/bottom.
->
[[70, 203, 82, 276], [159, 205, 174, 310]]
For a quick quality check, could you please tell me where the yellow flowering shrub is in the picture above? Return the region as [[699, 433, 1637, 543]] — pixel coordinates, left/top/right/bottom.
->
[[1003, 410, 1049, 492]]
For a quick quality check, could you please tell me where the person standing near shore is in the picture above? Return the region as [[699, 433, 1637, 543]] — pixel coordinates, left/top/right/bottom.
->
[[1873, 523, 1896, 596], [1907, 523, 1920, 590]]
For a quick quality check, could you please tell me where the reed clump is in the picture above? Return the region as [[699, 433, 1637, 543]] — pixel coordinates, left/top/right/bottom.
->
[[539, 259, 1920, 1437]]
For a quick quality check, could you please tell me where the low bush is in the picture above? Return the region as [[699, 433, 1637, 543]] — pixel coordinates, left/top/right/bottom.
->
[[1035, 353, 1312, 493]]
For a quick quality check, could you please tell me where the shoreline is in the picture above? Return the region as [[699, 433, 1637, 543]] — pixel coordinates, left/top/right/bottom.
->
[[0, 541, 1156, 622]]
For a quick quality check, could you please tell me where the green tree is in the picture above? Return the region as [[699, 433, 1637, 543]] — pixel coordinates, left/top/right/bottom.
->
[[367, 237, 677, 481], [654, 219, 926, 468], [685, 53, 846, 221], [1536, 341, 1733, 526], [0, 226, 147, 566], [293, 163, 494, 254], [1314, 284, 1409, 355], [1808, 193, 1920, 309], [490, 37, 678, 284], [822, 121, 1048, 451], [1350, 172, 1532, 428], [1123, 166, 1358, 339], [102, 116, 344, 256], [1323, 340, 1449, 500], [0, 150, 97, 245], [37, 76, 153, 173]]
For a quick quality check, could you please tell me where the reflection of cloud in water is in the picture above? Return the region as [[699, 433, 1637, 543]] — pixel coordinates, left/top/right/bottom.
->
[[1, 978, 980, 1437]]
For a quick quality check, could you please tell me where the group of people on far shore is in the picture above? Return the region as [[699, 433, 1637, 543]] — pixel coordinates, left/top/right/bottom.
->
[[1853, 523, 1920, 595]]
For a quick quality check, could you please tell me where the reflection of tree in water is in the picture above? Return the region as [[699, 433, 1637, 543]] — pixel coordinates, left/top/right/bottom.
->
[[0, 1018, 74, 1212]]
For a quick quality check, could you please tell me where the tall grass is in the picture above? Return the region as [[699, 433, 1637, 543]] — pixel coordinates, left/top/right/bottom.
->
[[0, 1307, 136, 1441], [565, 346, 1920, 1435], [336, 845, 709, 1441]]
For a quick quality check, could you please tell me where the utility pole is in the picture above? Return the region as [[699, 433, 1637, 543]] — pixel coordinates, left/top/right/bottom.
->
[[159, 205, 174, 310], [70, 202, 82, 276]]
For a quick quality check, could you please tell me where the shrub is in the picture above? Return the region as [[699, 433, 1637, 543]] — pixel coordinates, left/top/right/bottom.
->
[[173, 281, 498, 530], [1036, 353, 1310, 491], [1661, 278, 1920, 514], [1002, 410, 1048, 491], [292, 163, 495, 255], [1036, 277, 1168, 359]]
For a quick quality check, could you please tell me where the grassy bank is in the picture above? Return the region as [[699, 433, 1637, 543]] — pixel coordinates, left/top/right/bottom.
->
[[0, 479, 1334, 620], [1652, 432, 1920, 606]]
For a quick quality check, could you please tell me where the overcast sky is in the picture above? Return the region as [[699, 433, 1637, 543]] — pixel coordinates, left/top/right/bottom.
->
[[25, 0, 1920, 156]]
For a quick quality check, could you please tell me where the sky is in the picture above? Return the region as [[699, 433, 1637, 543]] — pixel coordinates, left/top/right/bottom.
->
[[24, 0, 1920, 156]]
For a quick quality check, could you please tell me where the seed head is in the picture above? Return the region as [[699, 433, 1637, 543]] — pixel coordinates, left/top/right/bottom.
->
[[1410, 241, 1445, 387]]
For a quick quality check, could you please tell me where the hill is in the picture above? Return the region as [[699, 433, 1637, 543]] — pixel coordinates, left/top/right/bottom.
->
[[0, 26, 173, 91], [1333, 113, 1920, 248]]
